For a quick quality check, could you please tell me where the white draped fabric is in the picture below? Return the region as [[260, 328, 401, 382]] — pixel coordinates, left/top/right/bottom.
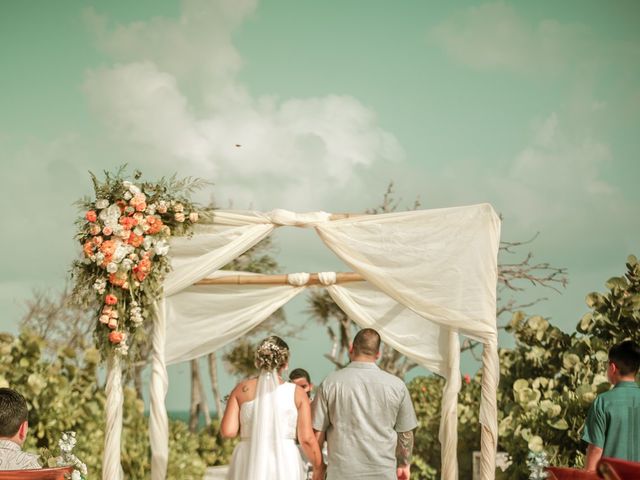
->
[[121, 203, 501, 480]]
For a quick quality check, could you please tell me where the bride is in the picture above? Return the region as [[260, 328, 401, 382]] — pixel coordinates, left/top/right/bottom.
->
[[221, 336, 324, 480]]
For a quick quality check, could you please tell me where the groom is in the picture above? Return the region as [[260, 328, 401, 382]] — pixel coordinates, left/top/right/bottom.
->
[[312, 328, 417, 480]]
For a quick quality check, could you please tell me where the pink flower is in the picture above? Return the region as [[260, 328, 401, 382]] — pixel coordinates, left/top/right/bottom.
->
[[188, 212, 199, 223], [108, 331, 125, 344], [105, 294, 118, 305], [102, 226, 113, 236], [108, 319, 118, 329], [89, 224, 101, 236], [464, 374, 471, 385], [99, 315, 109, 324], [174, 212, 185, 223], [86, 210, 97, 222]]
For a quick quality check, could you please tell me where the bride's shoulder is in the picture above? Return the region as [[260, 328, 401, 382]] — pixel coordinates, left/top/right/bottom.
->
[[234, 377, 258, 400]]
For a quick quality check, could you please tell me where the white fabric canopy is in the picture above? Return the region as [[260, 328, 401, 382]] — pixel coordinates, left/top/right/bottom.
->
[[102, 203, 501, 480]]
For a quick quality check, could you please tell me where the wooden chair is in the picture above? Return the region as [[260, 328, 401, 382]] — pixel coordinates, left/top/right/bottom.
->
[[598, 457, 640, 480], [0, 466, 74, 480], [546, 466, 600, 480]]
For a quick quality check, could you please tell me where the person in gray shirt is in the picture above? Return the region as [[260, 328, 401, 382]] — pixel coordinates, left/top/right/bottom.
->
[[0, 388, 40, 471], [312, 328, 418, 480]]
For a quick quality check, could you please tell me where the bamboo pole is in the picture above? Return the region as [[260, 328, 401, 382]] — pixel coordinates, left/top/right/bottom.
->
[[194, 272, 364, 286]]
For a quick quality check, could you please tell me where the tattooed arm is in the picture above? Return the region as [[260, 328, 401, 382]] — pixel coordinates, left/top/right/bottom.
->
[[396, 430, 414, 479]]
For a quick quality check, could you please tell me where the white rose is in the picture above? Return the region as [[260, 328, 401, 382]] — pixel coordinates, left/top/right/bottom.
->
[[174, 203, 184, 212], [99, 204, 121, 229], [96, 199, 109, 209], [189, 212, 199, 222], [129, 184, 141, 195], [124, 191, 132, 200], [146, 203, 156, 215], [122, 259, 133, 271], [154, 240, 169, 256], [106, 262, 118, 273], [122, 180, 132, 189], [142, 237, 153, 250], [95, 252, 105, 264], [72, 470, 81, 480]]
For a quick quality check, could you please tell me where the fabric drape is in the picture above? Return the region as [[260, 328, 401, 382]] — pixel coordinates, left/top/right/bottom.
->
[[142, 204, 500, 480]]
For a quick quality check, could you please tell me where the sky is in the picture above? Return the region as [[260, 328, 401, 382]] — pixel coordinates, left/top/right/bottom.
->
[[1, 0, 639, 411]]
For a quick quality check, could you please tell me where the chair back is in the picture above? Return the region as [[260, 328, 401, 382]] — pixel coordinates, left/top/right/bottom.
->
[[598, 457, 640, 480], [0, 466, 74, 480], [546, 466, 600, 480]]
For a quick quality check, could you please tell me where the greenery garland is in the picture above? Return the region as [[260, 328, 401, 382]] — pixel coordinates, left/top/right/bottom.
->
[[71, 166, 204, 363]]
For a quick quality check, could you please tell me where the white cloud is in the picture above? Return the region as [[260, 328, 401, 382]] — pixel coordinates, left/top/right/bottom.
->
[[431, 1, 592, 74], [82, 0, 404, 212]]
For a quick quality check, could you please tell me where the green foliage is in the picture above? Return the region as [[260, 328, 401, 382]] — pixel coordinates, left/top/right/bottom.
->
[[409, 255, 639, 479], [0, 330, 206, 479], [197, 421, 238, 467]]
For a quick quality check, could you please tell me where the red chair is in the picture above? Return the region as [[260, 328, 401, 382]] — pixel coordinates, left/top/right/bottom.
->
[[598, 457, 640, 480], [0, 466, 74, 480], [546, 466, 600, 480]]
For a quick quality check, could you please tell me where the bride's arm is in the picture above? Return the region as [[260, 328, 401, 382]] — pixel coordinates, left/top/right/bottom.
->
[[295, 386, 324, 472], [220, 385, 241, 438]]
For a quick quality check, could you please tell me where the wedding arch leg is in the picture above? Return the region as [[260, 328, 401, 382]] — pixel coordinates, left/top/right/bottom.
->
[[150, 299, 170, 480], [103, 353, 124, 480], [479, 341, 499, 480], [439, 331, 461, 480]]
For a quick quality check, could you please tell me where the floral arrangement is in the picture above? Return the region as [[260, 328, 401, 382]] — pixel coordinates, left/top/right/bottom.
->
[[72, 167, 204, 361], [526, 450, 550, 480], [40, 432, 88, 479]]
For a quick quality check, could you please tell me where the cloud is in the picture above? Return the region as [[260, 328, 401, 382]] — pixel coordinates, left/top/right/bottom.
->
[[82, 0, 404, 212], [431, 1, 593, 74]]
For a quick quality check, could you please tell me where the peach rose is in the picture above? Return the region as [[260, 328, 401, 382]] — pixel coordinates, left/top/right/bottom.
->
[[100, 240, 117, 256], [156, 202, 168, 214], [108, 272, 127, 287], [105, 294, 118, 305], [127, 232, 144, 248], [92, 235, 104, 246], [119, 216, 137, 230], [133, 257, 152, 282], [102, 226, 113, 236], [89, 224, 101, 236], [86, 210, 97, 222], [108, 331, 125, 344], [99, 315, 109, 324], [146, 216, 164, 235], [83, 241, 94, 257], [188, 212, 199, 223], [174, 212, 185, 223], [107, 319, 118, 329], [116, 200, 127, 213]]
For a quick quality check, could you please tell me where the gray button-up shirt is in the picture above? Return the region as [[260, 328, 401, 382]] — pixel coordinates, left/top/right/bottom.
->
[[0, 439, 40, 470], [312, 361, 418, 480]]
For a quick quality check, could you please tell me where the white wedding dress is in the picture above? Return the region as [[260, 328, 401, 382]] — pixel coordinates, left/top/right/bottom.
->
[[227, 376, 306, 480]]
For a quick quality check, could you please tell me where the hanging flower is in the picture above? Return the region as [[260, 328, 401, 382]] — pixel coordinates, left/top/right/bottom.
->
[[85, 210, 97, 222], [105, 294, 118, 305], [72, 168, 202, 360], [108, 331, 125, 344]]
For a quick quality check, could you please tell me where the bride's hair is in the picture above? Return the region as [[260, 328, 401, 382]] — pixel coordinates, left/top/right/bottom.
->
[[255, 336, 290, 371]]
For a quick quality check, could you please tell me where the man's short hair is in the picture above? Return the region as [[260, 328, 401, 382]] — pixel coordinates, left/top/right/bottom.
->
[[352, 328, 381, 356], [290, 368, 311, 383], [0, 388, 28, 438], [609, 340, 640, 376]]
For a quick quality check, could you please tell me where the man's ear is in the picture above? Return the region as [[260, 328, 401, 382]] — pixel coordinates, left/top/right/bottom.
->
[[348, 343, 354, 354], [17, 421, 28, 442], [375, 351, 381, 360]]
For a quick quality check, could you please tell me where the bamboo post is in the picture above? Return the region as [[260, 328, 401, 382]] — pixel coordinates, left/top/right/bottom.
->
[[194, 271, 364, 286]]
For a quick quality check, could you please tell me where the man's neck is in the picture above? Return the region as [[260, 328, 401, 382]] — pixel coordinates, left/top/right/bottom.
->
[[613, 374, 637, 385], [350, 354, 377, 363], [0, 437, 21, 447]]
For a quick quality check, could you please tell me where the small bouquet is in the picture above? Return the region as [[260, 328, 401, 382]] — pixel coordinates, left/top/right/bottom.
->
[[41, 432, 88, 479], [526, 450, 549, 480]]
